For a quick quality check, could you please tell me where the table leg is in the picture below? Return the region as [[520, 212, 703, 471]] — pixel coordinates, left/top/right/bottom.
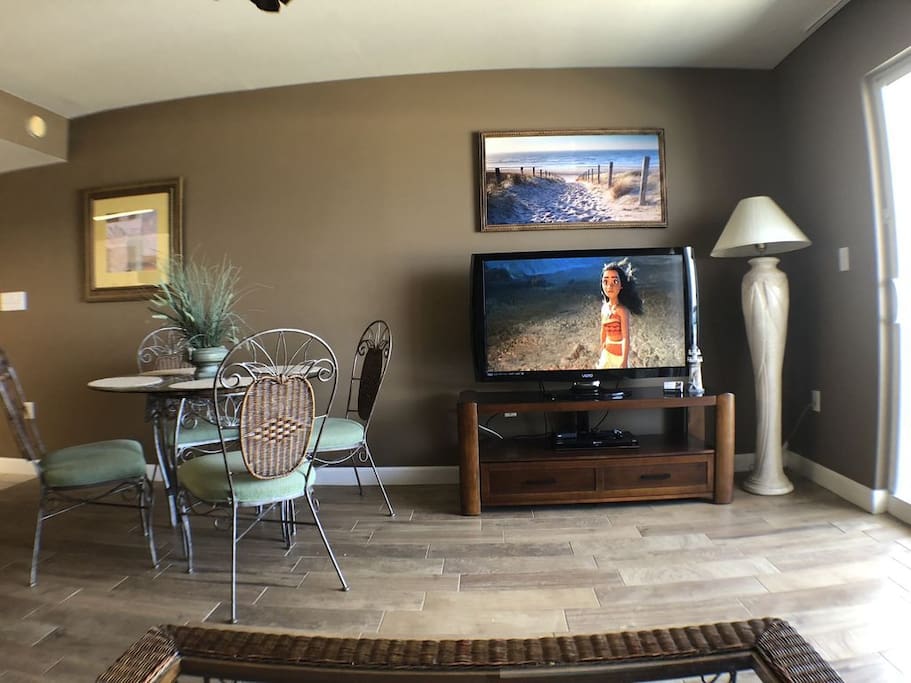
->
[[146, 396, 179, 527]]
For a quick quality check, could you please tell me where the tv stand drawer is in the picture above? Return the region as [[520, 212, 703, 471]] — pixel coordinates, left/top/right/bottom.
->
[[480, 454, 713, 506]]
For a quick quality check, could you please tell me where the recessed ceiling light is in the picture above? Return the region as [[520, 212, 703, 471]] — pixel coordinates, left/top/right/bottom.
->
[[26, 115, 47, 139]]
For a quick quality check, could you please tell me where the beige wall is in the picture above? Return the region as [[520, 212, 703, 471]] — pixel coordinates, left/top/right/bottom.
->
[[776, 0, 911, 489], [0, 68, 779, 468]]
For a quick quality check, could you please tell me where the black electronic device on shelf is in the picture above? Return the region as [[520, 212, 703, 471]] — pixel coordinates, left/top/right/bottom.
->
[[551, 428, 639, 451]]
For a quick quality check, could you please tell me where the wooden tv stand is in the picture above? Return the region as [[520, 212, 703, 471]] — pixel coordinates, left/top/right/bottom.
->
[[457, 389, 734, 515]]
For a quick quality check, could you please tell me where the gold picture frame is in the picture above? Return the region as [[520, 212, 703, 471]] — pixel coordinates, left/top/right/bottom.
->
[[82, 178, 183, 302], [479, 129, 667, 232]]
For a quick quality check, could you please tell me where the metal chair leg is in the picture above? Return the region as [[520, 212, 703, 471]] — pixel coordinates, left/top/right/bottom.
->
[[363, 444, 395, 517], [177, 493, 194, 573], [352, 461, 364, 495], [230, 503, 238, 624], [29, 495, 45, 587], [303, 489, 349, 591], [142, 477, 160, 568]]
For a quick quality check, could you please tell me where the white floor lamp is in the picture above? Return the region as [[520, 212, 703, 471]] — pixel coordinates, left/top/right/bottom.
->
[[711, 196, 811, 495]]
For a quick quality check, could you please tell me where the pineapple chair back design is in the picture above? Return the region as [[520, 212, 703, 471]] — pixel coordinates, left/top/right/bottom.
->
[[173, 328, 349, 623], [0, 348, 159, 586]]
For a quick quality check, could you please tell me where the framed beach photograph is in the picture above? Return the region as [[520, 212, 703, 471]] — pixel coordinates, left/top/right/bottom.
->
[[479, 129, 667, 232], [82, 178, 183, 302]]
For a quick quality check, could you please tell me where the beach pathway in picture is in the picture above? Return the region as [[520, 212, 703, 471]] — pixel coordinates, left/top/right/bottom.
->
[[481, 131, 665, 229], [487, 175, 615, 224]]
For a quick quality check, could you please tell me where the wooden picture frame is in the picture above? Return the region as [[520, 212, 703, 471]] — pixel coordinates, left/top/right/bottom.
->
[[82, 178, 183, 302], [479, 129, 667, 232]]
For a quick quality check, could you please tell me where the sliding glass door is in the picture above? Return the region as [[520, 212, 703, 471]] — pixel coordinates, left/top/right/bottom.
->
[[869, 52, 911, 503]]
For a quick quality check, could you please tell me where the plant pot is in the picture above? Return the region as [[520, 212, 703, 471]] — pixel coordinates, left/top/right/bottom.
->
[[190, 346, 228, 379]]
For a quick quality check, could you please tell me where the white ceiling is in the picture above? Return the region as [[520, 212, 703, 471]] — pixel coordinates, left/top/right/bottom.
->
[[0, 0, 851, 120]]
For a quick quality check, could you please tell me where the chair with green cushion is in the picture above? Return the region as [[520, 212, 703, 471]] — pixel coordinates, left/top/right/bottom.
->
[[0, 348, 159, 586], [136, 326, 191, 374], [136, 327, 238, 524], [174, 328, 349, 623], [311, 320, 395, 517]]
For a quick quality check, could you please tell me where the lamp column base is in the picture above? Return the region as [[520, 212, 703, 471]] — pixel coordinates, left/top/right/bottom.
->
[[741, 256, 793, 496], [742, 473, 794, 496]]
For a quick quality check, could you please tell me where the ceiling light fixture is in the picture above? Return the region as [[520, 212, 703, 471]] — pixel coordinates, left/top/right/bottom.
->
[[250, 0, 291, 11]]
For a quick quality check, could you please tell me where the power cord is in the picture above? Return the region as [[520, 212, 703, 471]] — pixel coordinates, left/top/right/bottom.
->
[[782, 401, 813, 450]]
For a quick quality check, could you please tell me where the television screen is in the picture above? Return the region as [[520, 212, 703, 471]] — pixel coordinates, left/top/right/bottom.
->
[[471, 247, 695, 383]]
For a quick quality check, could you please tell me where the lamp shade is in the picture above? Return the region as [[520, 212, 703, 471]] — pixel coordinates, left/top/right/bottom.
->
[[711, 196, 812, 258]]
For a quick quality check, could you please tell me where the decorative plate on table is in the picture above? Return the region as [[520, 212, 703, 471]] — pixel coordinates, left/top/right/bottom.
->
[[141, 367, 195, 377], [88, 376, 164, 389], [169, 377, 253, 391]]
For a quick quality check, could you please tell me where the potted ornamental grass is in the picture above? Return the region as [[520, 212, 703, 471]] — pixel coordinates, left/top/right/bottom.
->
[[149, 255, 246, 377]]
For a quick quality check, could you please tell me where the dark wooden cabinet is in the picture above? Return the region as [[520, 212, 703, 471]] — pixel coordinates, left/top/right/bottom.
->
[[457, 390, 735, 515]]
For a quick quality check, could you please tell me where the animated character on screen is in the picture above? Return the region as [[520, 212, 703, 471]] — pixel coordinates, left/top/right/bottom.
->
[[597, 259, 643, 369]]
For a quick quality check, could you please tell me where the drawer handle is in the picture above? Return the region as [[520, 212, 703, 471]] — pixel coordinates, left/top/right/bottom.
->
[[639, 473, 671, 481], [523, 477, 557, 486]]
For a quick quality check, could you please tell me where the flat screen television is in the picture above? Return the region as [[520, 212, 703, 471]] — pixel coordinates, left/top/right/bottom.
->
[[470, 246, 698, 389]]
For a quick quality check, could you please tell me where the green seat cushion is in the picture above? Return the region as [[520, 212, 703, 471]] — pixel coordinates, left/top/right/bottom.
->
[[177, 451, 314, 505], [309, 416, 365, 452], [41, 439, 146, 489], [164, 420, 239, 449]]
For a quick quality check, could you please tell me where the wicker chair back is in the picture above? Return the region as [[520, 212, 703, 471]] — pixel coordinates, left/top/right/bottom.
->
[[215, 328, 339, 478], [239, 375, 314, 478]]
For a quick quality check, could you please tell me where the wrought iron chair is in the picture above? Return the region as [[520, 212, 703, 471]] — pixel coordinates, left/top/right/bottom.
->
[[0, 348, 159, 586], [136, 326, 192, 374], [174, 328, 349, 623], [136, 327, 238, 524], [311, 320, 395, 516]]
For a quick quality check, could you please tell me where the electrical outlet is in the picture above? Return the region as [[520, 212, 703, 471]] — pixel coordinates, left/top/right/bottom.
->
[[23, 401, 35, 419], [811, 390, 821, 413]]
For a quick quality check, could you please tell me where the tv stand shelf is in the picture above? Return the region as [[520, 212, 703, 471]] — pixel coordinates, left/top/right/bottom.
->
[[457, 390, 734, 515]]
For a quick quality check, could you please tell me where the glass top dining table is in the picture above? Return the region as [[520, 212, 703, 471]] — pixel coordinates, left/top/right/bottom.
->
[[87, 368, 221, 527]]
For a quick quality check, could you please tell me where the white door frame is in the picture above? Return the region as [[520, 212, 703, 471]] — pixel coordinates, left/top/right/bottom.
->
[[865, 46, 911, 521]]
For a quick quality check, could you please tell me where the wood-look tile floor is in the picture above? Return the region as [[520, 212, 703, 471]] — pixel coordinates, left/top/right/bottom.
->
[[0, 475, 909, 681]]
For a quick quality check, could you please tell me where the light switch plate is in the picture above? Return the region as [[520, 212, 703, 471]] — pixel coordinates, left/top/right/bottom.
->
[[838, 247, 850, 272], [0, 291, 27, 311]]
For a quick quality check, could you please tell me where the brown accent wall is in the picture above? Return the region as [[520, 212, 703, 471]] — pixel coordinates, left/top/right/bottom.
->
[[0, 68, 778, 468], [776, 0, 911, 489]]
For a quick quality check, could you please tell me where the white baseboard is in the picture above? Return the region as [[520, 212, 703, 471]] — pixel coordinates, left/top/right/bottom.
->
[[317, 466, 459, 486], [785, 449, 889, 514], [0, 457, 36, 476], [0, 453, 892, 515], [0, 457, 460, 487], [887, 496, 911, 525]]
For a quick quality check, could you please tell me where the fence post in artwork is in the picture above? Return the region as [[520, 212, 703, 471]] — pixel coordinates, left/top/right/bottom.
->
[[495, 168, 501, 183], [608, 162, 614, 188], [639, 156, 651, 205], [597, 165, 601, 184], [520, 166, 524, 176]]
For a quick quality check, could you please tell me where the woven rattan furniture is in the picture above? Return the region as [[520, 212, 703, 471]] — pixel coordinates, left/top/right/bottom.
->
[[97, 617, 842, 682], [311, 320, 395, 516], [174, 328, 349, 623], [0, 348, 158, 586]]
